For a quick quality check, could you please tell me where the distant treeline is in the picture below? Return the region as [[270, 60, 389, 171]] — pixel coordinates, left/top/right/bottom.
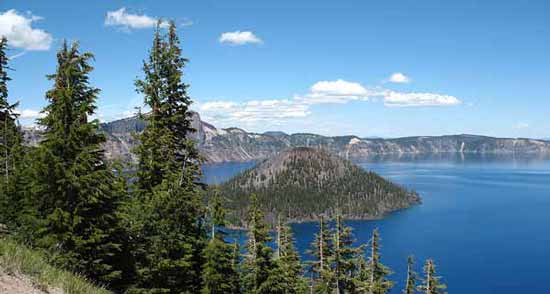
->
[[0, 22, 445, 294]]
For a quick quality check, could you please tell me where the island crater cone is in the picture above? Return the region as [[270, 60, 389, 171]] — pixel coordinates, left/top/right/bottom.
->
[[216, 147, 421, 225]]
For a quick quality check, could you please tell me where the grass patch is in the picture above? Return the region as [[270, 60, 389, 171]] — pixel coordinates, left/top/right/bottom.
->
[[0, 237, 110, 294]]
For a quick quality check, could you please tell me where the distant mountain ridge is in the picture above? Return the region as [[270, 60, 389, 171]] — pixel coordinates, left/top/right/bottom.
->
[[22, 112, 550, 163], [216, 147, 420, 223]]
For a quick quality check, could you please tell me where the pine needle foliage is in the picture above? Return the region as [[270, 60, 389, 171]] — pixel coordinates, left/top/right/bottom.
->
[[202, 191, 240, 294], [127, 20, 206, 294], [418, 259, 447, 294], [19, 40, 130, 289], [403, 256, 417, 294], [242, 194, 276, 294], [0, 37, 24, 228]]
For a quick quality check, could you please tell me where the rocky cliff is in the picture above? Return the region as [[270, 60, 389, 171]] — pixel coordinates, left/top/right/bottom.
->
[[22, 113, 550, 163]]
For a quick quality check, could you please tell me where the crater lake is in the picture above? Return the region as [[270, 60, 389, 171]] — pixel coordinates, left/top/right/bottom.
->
[[202, 153, 550, 294]]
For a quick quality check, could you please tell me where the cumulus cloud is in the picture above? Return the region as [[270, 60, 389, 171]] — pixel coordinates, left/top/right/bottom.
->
[[219, 31, 262, 45], [105, 7, 167, 30], [198, 99, 309, 126], [310, 80, 368, 96], [0, 10, 52, 51], [387, 72, 411, 84], [297, 79, 372, 104], [197, 79, 462, 127], [383, 91, 461, 107], [15, 109, 45, 119]]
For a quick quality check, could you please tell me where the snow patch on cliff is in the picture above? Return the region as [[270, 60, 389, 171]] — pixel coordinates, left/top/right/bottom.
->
[[349, 137, 362, 145]]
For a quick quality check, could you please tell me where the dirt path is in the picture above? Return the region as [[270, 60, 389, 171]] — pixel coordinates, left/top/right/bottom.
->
[[0, 269, 61, 294]]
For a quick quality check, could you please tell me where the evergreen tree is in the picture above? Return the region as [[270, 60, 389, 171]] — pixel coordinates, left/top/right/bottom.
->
[[365, 229, 393, 294], [202, 237, 241, 294], [232, 240, 242, 291], [307, 216, 334, 294], [129, 20, 206, 293], [133, 22, 168, 193], [128, 163, 205, 293], [0, 36, 24, 228], [21, 41, 130, 290], [242, 194, 275, 294], [202, 192, 240, 294], [353, 255, 370, 294], [133, 20, 200, 194], [259, 264, 288, 294], [403, 256, 417, 294], [275, 218, 308, 294], [208, 189, 226, 239], [163, 20, 200, 180], [417, 260, 446, 294], [331, 214, 362, 294]]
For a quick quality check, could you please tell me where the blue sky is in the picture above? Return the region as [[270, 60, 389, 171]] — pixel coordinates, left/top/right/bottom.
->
[[1, 0, 549, 138]]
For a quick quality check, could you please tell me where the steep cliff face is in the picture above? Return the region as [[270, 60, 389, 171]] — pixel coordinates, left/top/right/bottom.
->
[[193, 118, 550, 162], [22, 113, 550, 163], [98, 112, 205, 162]]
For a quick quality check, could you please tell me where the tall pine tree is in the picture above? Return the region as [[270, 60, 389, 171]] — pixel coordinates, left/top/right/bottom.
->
[[202, 191, 240, 294], [365, 229, 394, 294], [0, 36, 24, 228], [274, 217, 308, 294], [418, 260, 446, 294], [403, 256, 417, 294], [242, 194, 276, 294], [128, 20, 206, 293], [133, 22, 168, 193], [22, 40, 129, 290], [307, 216, 334, 294], [331, 214, 363, 294]]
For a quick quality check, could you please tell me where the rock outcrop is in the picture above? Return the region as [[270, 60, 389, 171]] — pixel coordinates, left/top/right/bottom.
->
[[22, 113, 550, 163]]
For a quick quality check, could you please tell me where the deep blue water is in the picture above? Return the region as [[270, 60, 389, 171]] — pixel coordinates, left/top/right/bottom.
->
[[202, 161, 257, 185], [202, 154, 550, 294]]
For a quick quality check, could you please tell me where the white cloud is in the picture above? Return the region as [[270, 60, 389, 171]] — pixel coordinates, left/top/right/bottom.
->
[[198, 99, 309, 126], [199, 101, 238, 112], [16, 109, 45, 119], [219, 31, 262, 45], [383, 91, 461, 107], [197, 79, 462, 127], [0, 10, 52, 51], [198, 79, 372, 126], [514, 122, 529, 129], [388, 72, 411, 84], [95, 95, 147, 122], [180, 19, 194, 27], [311, 80, 368, 96], [93, 109, 136, 123], [105, 7, 167, 30], [297, 79, 373, 104]]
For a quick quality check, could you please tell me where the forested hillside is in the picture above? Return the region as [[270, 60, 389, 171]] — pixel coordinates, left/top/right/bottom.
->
[[218, 147, 420, 224]]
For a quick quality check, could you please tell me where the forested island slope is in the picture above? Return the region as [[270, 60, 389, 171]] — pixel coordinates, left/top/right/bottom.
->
[[217, 147, 420, 224]]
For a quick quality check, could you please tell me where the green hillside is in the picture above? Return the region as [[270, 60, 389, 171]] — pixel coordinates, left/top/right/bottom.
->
[[0, 237, 109, 294], [217, 147, 420, 224]]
